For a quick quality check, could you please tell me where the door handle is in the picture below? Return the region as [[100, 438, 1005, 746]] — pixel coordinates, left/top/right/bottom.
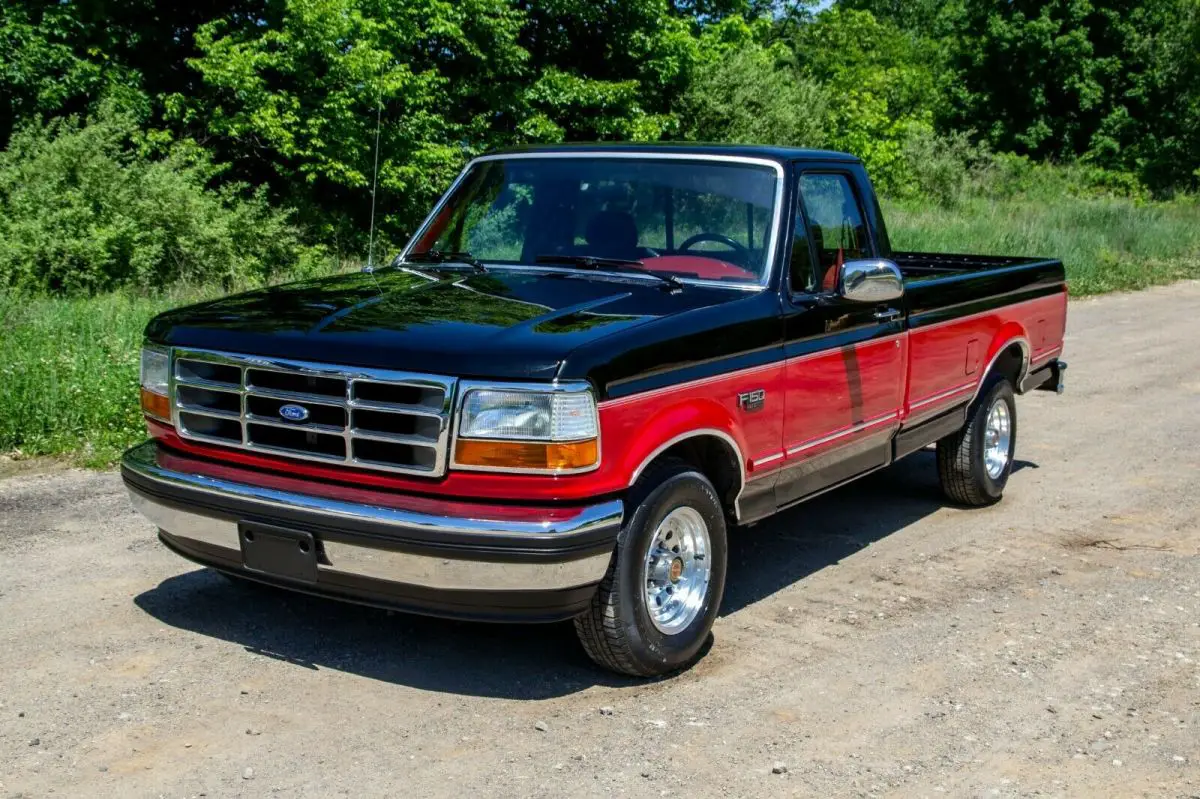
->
[[874, 308, 901, 322]]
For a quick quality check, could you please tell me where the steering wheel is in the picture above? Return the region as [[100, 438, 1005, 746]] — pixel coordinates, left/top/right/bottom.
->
[[677, 232, 747, 254]]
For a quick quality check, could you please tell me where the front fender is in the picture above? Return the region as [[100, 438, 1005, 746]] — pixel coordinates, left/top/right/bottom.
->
[[598, 396, 749, 489]]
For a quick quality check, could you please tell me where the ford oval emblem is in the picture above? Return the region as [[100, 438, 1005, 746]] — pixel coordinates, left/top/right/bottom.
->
[[278, 403, 310, 422]]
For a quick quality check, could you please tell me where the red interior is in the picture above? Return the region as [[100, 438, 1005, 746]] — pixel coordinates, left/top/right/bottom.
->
[[411, 204, 454, 251], [640, 255, 756, 281]]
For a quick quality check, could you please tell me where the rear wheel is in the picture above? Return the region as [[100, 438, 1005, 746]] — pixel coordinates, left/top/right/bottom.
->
[[937, 377, 1017, 506], [574, 459, 728, 677]]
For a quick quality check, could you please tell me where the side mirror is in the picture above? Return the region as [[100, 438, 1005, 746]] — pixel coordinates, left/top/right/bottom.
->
[[838, 258, 904, 303]]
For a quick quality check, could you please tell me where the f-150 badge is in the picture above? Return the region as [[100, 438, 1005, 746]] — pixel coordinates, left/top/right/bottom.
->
[[738, 389, 766, 412]]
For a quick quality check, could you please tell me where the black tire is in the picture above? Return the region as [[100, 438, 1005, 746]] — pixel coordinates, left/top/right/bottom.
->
[[574, 458, 728, 677], [937, 376, 1017, 506]]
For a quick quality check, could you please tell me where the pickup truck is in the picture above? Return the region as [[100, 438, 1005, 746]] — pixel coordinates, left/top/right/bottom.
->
[[123, 144, 1067, 676]]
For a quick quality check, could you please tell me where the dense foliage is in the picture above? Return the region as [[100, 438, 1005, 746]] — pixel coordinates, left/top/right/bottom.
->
[[0, 0, 1198, 293], [0, 105, 327, 294], [2, 0, 1199, 464]]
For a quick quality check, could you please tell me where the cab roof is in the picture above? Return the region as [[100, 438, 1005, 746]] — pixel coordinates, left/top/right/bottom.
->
[[485, 142, 861, 164]]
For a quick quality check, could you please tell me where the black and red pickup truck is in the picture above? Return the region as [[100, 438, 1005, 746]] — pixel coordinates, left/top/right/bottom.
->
[[123, 144, 1067, 676]]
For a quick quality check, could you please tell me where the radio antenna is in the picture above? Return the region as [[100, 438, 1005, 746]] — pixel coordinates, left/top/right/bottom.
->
[[364, 77, 384, 273]]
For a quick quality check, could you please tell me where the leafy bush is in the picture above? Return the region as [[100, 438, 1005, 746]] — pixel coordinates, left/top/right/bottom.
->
[[0, 105, 328, 295], [679, 44, 829, 149], [894, 129, 987, 206], [964, 153, 1149, 203], [892, 128, 1156, 208]]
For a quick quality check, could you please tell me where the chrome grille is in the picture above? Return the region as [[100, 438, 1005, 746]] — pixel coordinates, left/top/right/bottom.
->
[[170, 348, 456, 477]]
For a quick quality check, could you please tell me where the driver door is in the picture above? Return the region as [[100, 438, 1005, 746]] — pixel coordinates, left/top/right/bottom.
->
[[775, 169, 907, 507]]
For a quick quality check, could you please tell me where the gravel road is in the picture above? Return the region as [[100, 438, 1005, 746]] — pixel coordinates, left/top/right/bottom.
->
[[2, 283, 1198, 798]]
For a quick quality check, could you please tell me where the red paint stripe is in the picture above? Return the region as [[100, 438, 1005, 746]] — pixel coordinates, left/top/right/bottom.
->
[[784, 411, 899, 456], [1031, 344, 1063, 365], [908, 380, 975, 410], [750, 452, 785, 468]]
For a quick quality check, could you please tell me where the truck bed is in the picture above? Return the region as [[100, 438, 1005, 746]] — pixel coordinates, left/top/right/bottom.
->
[[894, 249, 1066, 327], [892, 251, 1059, 281]]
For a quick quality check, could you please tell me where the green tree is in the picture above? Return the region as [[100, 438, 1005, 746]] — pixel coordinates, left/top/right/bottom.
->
[[180, 0, 733, 240], [0, 0, 271, 146], [679, 41, 829, 148], [514, 0, 699, 141], [0, 2, 136, 145], [942, 0, 1200, 191], [178, 0, 529, 244], [791, 6, 945, 191], [950, 0, 1131, 159], [1106, 0, 1200, 190], [839, 0, 964, 37]]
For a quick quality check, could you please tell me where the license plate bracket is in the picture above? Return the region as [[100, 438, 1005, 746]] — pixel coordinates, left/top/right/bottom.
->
[[239, 522, 318, 583]]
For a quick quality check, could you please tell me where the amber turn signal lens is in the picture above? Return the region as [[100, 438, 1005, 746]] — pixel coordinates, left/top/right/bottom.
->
[[140, 388, 171, 421], [454, 439, 598, 471]]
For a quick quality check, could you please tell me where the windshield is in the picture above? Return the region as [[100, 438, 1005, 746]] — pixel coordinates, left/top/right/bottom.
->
[[408, 156, 781, 285]]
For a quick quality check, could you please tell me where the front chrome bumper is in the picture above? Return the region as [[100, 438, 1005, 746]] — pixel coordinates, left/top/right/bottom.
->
[[121, 441, 622, 621]]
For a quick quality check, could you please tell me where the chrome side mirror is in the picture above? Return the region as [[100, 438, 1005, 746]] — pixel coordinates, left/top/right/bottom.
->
[[838, 258, 904, 303]]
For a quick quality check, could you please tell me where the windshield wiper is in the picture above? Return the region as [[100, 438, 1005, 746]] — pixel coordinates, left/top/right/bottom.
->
[[404, 250, 487, 273], [534, 254, 683, 292]]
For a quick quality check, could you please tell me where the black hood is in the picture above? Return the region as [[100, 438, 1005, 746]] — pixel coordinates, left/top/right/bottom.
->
[[146, 267, 749, 380]]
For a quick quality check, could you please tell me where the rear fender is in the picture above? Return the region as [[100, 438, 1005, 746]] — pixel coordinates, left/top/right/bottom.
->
[[974, 324, 1030, 403]]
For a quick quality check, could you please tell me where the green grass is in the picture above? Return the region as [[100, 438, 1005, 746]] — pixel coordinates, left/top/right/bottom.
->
[[0, 288, 212, 466], [3, 192, 1200, 467], [884, 194, 1200, 295]]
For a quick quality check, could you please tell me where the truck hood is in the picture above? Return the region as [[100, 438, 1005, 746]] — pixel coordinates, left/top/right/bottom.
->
[[146, 267, 745, 380]]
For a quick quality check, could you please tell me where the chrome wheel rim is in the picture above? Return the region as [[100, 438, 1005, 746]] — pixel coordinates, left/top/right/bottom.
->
[[643, 506, 712, 634], [983, 398, 1012, 479]]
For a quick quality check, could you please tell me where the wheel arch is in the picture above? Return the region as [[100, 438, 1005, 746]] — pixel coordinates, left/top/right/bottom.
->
[[971, 330, 1030, 405], [627, 425, 747, 524]]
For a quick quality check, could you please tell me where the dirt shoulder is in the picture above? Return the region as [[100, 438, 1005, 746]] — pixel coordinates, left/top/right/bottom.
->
[[1, 283, 1198, 798]]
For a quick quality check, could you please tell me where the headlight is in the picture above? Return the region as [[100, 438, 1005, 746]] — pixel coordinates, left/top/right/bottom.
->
[[453, 384, 599, 473], [140, 346, 171, 421], [459, 390, 597, 441]]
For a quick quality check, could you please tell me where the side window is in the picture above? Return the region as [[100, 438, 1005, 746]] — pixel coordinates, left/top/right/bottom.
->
[[789, 204, 815, 293], [798, 173, 871, 291]]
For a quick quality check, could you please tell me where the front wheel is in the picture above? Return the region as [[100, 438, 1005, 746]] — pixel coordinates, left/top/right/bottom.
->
[[937, 377, 1017, 506], [574, 459, 728, 677]]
